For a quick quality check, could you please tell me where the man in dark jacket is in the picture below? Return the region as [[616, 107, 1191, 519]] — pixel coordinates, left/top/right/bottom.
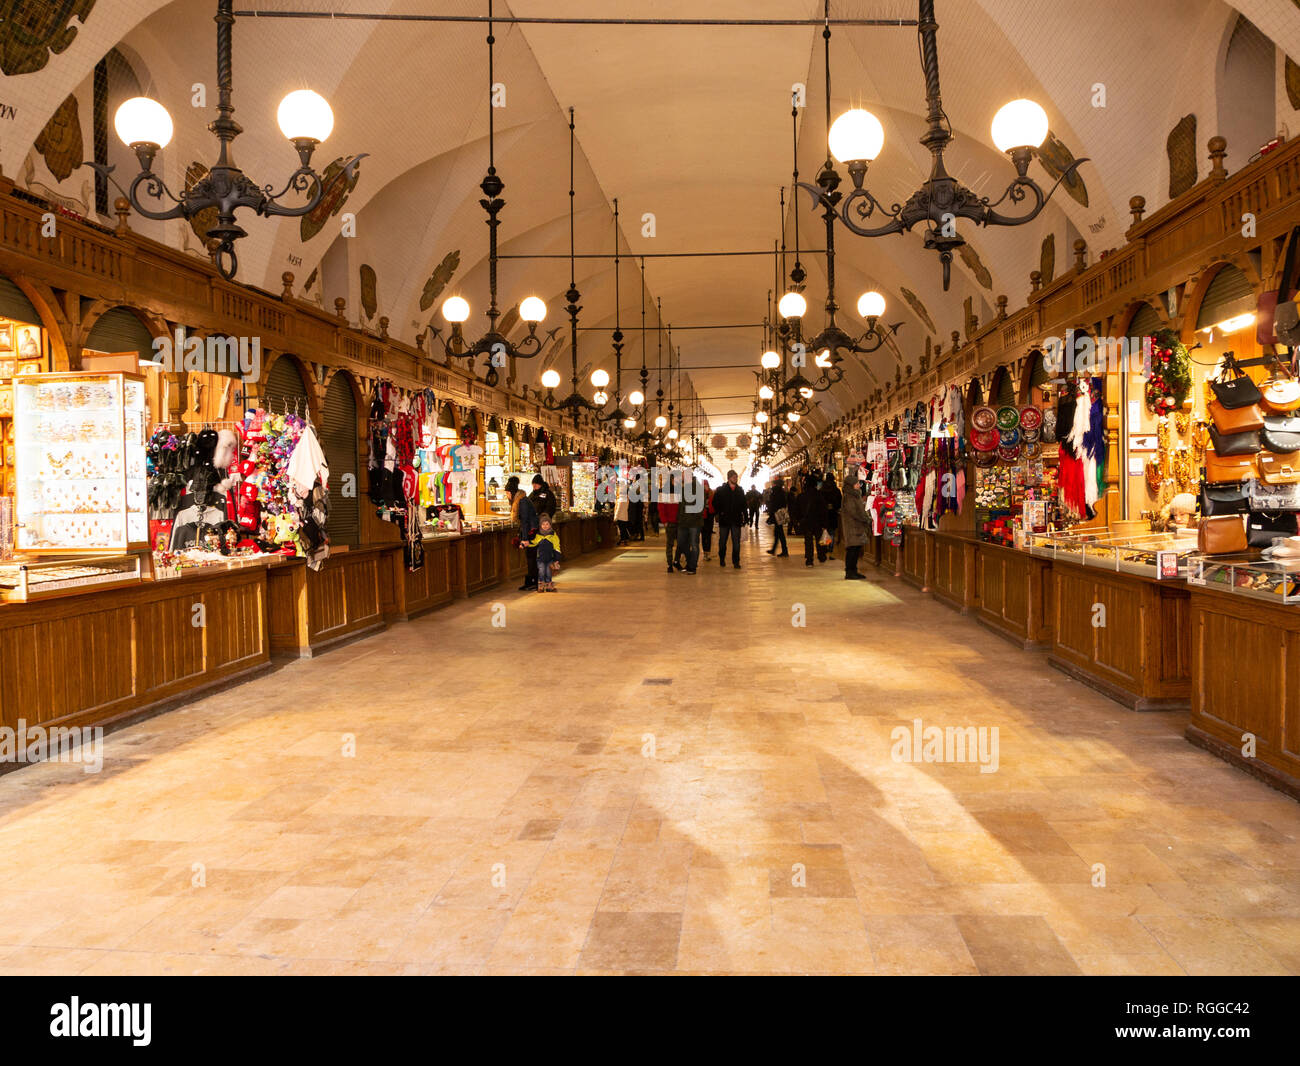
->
[[712, 469, 748, 569], [529, 474, 558, 518], [798, 475, 829, 566], [508, 476, 540, 590], [820, 473, 842, 559], [765, 476, 790, 557], [745, 486, 762, 529]]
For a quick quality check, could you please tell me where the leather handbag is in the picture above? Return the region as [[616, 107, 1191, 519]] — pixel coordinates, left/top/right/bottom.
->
[[1207, 397, 1264, 434], [1248, 479, 1300, 511], [1248, 511, 1299, 547], [1204, 448, 1259, 484], [1210, 353, 1264, 409], [1259, 226, 1300, 345], [1208, 423, 1262, 456], [1258, 450, 1300, 484], [1201, 480, 1250, 515], [1261, 358, 1300, 414], [1198, 514, 1248, 554], [1261, 419, 1300, 453]]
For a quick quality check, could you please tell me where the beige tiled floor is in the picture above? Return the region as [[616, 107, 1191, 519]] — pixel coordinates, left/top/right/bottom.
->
[[1, 527, 1298, 975]]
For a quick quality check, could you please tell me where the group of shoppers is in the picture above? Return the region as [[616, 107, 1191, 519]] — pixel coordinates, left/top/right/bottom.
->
[[761, 469, 872, 579], [657, 468, 749, 573], [506, 474, 561, 591]]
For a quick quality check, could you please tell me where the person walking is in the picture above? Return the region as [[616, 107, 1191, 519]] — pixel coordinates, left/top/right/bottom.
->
[[841, 472, 870, 580], [797, 474, 829, 566], [700, 480, 715, 561], [676, 475, 706, 573], [507, 476, 539, 590], [765, 475, 790, 557], [613, 482, 631, 545], [745, 486, 762, 530], [820, 473, 842, 560], [658, 481, 681, 573], [712, 468, 747, 569]]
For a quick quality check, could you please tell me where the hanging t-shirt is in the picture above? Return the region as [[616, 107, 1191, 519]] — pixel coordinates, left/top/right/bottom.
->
[[450, 444, 483, 473]]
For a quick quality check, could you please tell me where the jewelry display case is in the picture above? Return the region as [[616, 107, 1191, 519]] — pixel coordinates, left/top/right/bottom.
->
[[0, 553, 143, 602], [1024, 529, 1200, 578], [13, 371, 149, 554], [1186, 556, 1300, 605]]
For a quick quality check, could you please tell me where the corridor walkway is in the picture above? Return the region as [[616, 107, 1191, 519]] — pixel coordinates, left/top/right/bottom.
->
[[1, 526, 1298, 975]]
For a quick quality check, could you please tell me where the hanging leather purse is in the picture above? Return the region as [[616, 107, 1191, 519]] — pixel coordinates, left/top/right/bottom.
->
[[1261, 417, 1300, 453], [1204, 448, 1259, 484], [1261, 357, 1300, 414], [1208, 423, 1262, 455], [1258, 450, 1300, 484], [1209, 353, 1264, 409], [1248, 511, 1299, 547], [1201, 479, 1250, 515], [1207, 397, 1264, 434], [1247, 479, 1300, 511], [1259, 226, 1300, 345], [1197, 514, 1248, 554]]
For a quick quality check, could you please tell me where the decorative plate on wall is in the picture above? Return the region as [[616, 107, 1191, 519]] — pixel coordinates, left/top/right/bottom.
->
[[972, 406, 996, 431], [711, 433, 728, 450]]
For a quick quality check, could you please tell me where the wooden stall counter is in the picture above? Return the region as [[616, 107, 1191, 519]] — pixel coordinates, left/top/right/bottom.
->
[[973, 538, 1054, 650], [0, 562, 271, 740], [1186, 585, 1300, 800], [1047, 555, 1190, 712]]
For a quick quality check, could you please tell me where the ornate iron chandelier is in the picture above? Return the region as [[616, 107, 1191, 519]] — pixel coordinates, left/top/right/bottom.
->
[[597, 200, 633, 427], [429, 0, 553, 382], [100, 0, 364, 281], [540, 109, 608, 424], [799, 0, 1087, 291]]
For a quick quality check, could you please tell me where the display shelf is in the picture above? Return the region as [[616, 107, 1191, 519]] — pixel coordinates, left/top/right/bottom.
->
[[13, 372, 148, 554], [1186, 555, 1300, 605], [1025, 529, 1199, 578]]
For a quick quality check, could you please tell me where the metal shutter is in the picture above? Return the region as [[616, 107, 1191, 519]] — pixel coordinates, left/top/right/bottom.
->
[[263, 355, 308, 414], [1196, 265, 1254, 329], [83, 306, 154, 358], [0, 276, 39, 324], [320, 374, 359, 547], [993, 368, 1016, 406], [1129, 302, 1163, 338]]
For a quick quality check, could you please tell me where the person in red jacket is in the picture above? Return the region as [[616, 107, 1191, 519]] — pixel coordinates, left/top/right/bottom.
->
[[657, 488, 681, 573]]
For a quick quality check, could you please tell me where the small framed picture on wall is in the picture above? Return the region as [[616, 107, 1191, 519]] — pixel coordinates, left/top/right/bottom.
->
[[0, 323, 12, 353], [0, 359, 14, 379]]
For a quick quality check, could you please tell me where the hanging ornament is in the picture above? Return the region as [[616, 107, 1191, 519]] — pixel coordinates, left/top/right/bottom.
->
[[1143, 328, 1192, 415]]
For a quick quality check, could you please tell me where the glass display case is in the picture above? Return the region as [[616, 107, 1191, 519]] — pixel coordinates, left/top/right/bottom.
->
[[1024, 529, 1201, 578], [1187, 556, 1300, 604], [0, 553, 143, 601], [13, 372, 148, 554], [570, 460, 596, 513]]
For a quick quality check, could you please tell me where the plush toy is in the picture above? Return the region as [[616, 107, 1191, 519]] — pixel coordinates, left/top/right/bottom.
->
[[266, 511, 302, 555]]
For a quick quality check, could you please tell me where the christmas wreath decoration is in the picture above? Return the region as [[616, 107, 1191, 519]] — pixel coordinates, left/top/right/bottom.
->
[[1144, 328, 1192, 414]]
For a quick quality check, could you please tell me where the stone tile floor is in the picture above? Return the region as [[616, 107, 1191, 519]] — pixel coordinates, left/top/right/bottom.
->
[[1, 526, 1297, 975]]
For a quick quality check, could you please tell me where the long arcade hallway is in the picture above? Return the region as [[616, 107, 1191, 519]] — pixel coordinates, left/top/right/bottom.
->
[[1, 530, 1298, 976]]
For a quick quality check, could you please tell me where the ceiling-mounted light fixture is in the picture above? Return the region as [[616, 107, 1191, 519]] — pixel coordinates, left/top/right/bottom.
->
[[541, 108, 607, 423], [98, 0, 364, 280], [800, 0, 1086, 290], [428, 0, 555, 383]]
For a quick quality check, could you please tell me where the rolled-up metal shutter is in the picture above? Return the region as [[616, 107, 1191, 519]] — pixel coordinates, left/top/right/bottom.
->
[[0, 276, 40, 325], [1196, 265, 1255, 329], [83, 306, 154, 358], [1129, 302, 1163, 338], [320, 373, 359, 547], [263, 355, 308, 414]]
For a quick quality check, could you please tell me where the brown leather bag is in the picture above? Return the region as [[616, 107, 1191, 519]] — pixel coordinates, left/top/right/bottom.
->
[[1259, 450, 1300, 484], [1204, 448, 1259, 484], [1197, 514, 1248, 554], [1207, 397, 1265, 434]]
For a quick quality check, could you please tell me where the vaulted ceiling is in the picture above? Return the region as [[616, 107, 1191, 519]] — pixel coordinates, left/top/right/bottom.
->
[[8, 0, 1300, 451]]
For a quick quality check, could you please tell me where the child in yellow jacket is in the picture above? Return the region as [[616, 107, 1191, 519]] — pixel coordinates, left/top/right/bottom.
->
[[522, 513, 563, 592]]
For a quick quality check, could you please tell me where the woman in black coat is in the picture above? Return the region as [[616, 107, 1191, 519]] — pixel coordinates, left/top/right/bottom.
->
[[797, 476, 829, 566]]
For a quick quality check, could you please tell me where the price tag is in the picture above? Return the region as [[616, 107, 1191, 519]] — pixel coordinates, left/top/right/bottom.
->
[[1156, 550, 1179, 579], [1186, 558, 1207, 586]]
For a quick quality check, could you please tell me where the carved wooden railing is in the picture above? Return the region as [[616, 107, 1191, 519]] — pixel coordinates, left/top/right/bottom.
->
[[0, 175, 621, 448]]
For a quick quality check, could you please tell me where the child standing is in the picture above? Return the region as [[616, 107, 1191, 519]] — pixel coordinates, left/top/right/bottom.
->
[[523, 513, 563, 592]]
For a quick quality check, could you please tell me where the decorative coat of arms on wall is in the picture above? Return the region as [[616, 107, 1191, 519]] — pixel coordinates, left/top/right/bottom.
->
[[300, 157, 361, 242], [360, 264, 378, 320], [711, 433, 727, 450], [1039, 233, 1056, 286], [899, 287, 936, 333], [1037, 132, 1089, 209], [1, 0, 96, 76], [33, 94, 82, 182], [957, 243, 993, 290], [420, 250, 461, 311], [1167, 115, 1198, 198]]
